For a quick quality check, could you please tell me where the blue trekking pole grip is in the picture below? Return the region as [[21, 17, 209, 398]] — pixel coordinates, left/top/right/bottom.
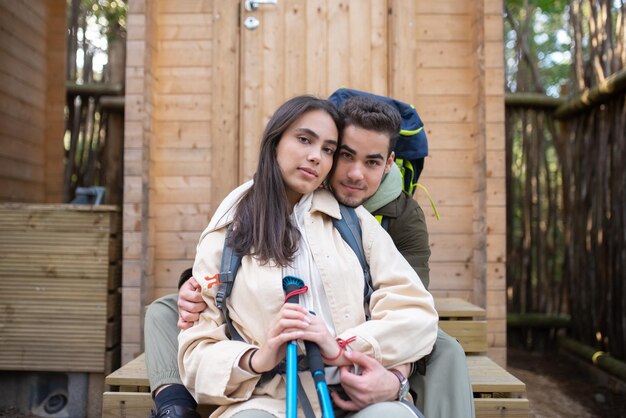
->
[[305, 313, 335, 418], [282, 276, 305, 418]]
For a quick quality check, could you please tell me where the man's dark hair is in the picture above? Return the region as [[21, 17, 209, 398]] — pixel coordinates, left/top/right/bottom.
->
[[340, 96, 401, 155], [231, 95, 343, 266]]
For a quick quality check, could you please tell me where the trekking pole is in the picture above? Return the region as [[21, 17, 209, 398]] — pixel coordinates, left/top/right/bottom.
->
[[282, 276, 307, 418], [304, 314, 335, 418]]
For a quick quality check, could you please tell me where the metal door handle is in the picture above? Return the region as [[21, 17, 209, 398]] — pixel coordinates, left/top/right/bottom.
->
[[244, 0, 277, 12]]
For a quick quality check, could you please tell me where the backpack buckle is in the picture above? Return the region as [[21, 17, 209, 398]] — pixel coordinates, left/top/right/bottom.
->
[[214, 271, 235, 310], [215, 287, 226, 310]]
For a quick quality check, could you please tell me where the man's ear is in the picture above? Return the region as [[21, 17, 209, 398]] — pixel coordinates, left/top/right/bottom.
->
[[384, 151, 395, 174]]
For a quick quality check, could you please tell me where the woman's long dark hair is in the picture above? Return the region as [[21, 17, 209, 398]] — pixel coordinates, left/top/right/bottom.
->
[[230, 95, 343, 266]]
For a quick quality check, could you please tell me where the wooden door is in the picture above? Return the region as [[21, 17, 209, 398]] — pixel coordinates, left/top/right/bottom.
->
[[238, 0, 390, 181]]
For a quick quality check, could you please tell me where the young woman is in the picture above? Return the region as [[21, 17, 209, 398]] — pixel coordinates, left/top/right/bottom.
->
[[178, 95, 438, 418]]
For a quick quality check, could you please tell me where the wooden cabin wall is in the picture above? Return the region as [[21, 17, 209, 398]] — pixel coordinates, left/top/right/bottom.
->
[[122, 0, 506, 365], [389, 0, 505, 363], [0, 0, 65, 203]]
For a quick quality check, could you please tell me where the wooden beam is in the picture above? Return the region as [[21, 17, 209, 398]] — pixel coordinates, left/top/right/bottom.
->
[[554, 69, 626, 119], [66, 81, 124, 96], [505, 92, 564, 109]]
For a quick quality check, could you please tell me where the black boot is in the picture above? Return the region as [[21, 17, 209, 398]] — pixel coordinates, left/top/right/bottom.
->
[[149, 404, 201, 418]]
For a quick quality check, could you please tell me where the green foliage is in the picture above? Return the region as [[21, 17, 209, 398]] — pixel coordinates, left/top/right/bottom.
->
[[505, 0, 572, 96], [80, 0, 127, 41]]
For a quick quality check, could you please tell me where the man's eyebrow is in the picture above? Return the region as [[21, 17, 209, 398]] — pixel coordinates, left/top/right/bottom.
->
[[340, 144, 384, 160]]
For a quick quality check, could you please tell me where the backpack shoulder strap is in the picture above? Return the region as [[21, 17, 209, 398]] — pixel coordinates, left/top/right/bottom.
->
[[217, 206, 376, 335], [216, 224, 244, 341], [333, 205, 374, 304]]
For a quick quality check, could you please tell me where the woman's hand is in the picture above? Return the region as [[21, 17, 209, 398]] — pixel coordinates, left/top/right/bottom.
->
[[298, 312, 342, 364], [247, 304, 312, 373]]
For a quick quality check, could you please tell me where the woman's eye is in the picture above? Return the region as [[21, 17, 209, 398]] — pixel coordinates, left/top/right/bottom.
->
[[298, 136, 311, 144], [323, 147, 336, 155]]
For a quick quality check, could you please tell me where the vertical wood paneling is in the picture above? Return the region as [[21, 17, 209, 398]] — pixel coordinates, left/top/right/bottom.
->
[[44, 0, 66, 202], [305, 1, 328, 94], [483, 0, 507, 366], [209, 2, 240, 209], [284, 0, 307, 97], [147, 0, 239, 302], [124, 0, 507, 362], [240, 1, 264, 181], [390, 0, 506, 361], [240, 0, 388, 181], [122, 0, 158, 364], [0, 1, 47, 202]]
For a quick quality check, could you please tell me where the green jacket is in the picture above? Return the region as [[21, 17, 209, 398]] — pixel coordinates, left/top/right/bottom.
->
[[372, 192, 431, 289]]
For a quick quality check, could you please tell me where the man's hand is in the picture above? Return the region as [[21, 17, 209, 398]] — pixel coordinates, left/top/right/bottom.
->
[[330, 350, 403, 411], [177, 276, 207, 329]]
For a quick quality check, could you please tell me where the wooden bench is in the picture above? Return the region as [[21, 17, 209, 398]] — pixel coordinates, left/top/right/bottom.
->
[[103, 298, 529, 418], [435, 297, 488, 353]]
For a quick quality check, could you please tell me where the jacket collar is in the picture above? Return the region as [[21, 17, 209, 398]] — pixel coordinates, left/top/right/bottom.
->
[[206, 181, 342, 233], [310, 188, 342, 220]]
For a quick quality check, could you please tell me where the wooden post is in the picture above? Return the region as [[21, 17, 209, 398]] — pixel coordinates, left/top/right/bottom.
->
[[104, 36, 126, 205]]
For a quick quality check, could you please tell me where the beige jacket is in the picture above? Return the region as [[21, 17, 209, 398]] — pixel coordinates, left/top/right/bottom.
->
[[179, 182, 438, 418]]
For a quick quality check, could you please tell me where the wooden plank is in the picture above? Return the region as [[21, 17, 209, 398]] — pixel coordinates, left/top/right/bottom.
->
[[414, 42, 473, 69], [467, 355, 526, 393], [411, 95, 475, 123], [154, 232, 198, 259], [0, 47, 46, 91], [0, 4, 46, 57], [154, 203, 211, 232], [153, 187, 212, 204], [0, 110, 43, 145], [284, 0, 307, 97], [102, 392, 153, 418], [426, 206, 473, 234], [154, 121, 212, 148], [0, 154, 44, 183], [414, 15, 471, 41], [0, 132, 45, 164], [427, 262, 474, 291], [389, 0, 417, 98], [326, 1, 350, 92], [435, 297, 486, 318], [305, 0, 328, 94], [156, 40, 214, 67], [157, 13, 212, 26], [0, 2, 46, 38], [0, 178, 44, 202], [0, 206, 117, 372], [105, 353, 149, 387], [155, 94, 212, 121], [427, 149, 475, 179], [415, 1, 472, 14], [414, 177, 474, 207], [439, 320, 488, 353], [348, 0, 372, 91], [154, 67, 212, 94], [474, 398, 529, 418], [0, 67, 45, 108], [427, 233, 473, 263], [203, 2, 243, 212], [413, 69, 475, 95], [157, 0, 212, 14]]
